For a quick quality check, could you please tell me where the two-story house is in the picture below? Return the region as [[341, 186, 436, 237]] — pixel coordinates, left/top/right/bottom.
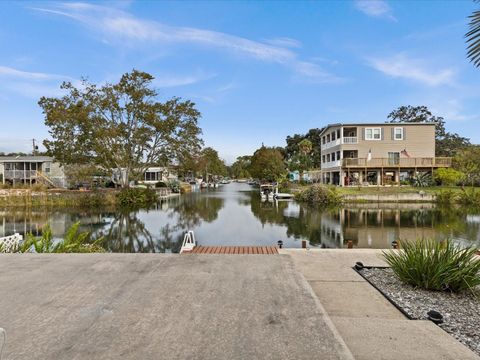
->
[[319, 123, 451, 186]]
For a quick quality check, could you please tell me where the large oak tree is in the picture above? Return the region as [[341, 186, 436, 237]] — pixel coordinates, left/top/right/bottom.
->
[[39, 70, 203, 187]]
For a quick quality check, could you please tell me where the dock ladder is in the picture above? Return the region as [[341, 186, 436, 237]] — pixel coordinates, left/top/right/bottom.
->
[[180, 231, 196, 254]]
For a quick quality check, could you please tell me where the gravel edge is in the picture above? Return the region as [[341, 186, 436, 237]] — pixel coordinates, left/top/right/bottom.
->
[[359, 267, 480, 356]]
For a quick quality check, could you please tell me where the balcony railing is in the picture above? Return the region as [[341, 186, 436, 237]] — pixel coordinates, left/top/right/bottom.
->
[[4, 170, 38, 179], [321, 138, 341, 150], [342, 137, 358, 144], [342, 157, 452, 168], [322, 160, 342, 169]]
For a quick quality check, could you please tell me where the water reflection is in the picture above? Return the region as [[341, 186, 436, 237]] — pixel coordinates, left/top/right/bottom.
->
[[0, 183, 479, 252]]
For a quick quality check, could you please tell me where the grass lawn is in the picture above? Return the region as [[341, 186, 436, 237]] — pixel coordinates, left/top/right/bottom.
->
[[335, 186, 468, 195]]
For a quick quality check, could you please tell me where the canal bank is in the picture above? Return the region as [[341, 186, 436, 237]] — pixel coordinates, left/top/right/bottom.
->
[[1, 183, 479, 251]]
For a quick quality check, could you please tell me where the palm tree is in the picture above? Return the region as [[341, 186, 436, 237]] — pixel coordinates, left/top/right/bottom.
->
[[466, 1, 480, 67]]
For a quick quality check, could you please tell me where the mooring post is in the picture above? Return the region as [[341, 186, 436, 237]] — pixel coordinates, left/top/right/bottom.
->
[[301, 240, 307, 249], [347, 240, 353, 249]]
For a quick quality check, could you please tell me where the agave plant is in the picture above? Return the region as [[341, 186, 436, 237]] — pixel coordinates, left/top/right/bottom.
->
[[411, 172, 432, 187], [466, 0, 480, 67], [383, 239, 480, 292]]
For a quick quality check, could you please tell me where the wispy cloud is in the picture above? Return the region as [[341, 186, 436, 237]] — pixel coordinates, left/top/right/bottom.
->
[[32, 3, 341, 83], [153, 72, 216, 88], [0, 65, 65, 81], [264, 37, 302, 49], [0, 65, 72, 98], [354, 0, 396, 21], [367, 53, 456, 86]]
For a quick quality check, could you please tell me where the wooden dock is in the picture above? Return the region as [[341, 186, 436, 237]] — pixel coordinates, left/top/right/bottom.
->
[[186, 246, 278, 254]]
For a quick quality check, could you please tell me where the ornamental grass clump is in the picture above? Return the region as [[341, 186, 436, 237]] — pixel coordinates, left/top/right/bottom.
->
[[382, 239, 480, 293]]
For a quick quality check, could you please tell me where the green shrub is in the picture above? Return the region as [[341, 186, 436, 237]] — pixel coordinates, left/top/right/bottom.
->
[[168, 180, 180, 193], [20, 222, 104, 253], [412, 172, 432, 187], [295, 185, 342, 206], [116, 187, 158, 207], [433, 168, 465, 186], [76, 191, 106, 208], [457, 188, 480, 207], [435, 190, 456, 204], [383, 239, 480, 292]]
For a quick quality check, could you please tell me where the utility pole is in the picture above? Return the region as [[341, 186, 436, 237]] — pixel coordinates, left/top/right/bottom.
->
[[32, 139, 38, 156]]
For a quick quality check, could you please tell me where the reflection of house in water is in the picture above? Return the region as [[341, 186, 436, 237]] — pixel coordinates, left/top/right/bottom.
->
[[326, 205, 438, 248], [0, 211, 108, 239], [319, 213, 344, 248]]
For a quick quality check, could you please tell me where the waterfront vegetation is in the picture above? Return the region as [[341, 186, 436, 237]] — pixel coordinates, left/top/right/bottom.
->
[[1, 222, 104, 253], [0, 187, 158, 209], [383, 239, 480, 293], [294, 184, 342, 206]]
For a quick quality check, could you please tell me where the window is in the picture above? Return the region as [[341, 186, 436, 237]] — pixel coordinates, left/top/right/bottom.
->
[[331, 131, 336, 141], [337, 151, 341, 160], [145, 171, 158, 181], [322, 137, 325, 145], [327, 154, 331, 162], [322, 155, 326, 163], [331, 152, 336, 161], [44, 162, 51, 173], [337, 129, 341, 139], [365, 128, 381, 140], [394, 127, 403, 140], [326, 134, 331, 142]]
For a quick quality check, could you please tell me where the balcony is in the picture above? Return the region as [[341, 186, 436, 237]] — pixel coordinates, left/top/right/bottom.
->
[[342, 157, 452, 168], [4, 170, 38, 179], [322, 160, 342, 169], [321, 138, 341, 151], [342, 137, 358, 144]]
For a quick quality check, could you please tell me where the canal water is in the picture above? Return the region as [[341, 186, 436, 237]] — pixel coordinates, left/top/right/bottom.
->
[[1, 183, 479, 252]]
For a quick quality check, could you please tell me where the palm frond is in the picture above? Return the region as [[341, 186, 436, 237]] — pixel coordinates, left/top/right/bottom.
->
[[466, 8, 480, 67]]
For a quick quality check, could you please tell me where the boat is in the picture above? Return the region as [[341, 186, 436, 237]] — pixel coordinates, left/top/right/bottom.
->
[[260, 184, 274, 201], [273, 187, 294, 200]]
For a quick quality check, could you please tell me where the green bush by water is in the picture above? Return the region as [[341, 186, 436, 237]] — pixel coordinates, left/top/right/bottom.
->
[[116, 187, 158, 208], [457, 188, 480, 207], [295, 185, 342, 206], [435, 190, 456, 204], [383, 239, 480, 293]]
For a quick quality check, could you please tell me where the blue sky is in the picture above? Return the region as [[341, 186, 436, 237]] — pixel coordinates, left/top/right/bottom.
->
[[0, 0, 479, 163]]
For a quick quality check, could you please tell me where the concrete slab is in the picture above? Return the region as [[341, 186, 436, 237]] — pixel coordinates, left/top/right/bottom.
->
[[308, 281, 404, 319], [0, 254, 353, 360], [281, 249, 387, 282], [332, 317, 480, 360], [282, 249, 480, 360]]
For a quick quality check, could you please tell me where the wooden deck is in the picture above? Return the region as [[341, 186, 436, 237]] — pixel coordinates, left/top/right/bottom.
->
[[186, 246, 278, 254]]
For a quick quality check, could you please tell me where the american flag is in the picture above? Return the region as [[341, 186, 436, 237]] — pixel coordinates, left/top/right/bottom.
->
[[401, 149, 411, 158]]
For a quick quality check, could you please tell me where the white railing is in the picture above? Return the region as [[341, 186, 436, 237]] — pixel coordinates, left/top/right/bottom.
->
[[342, 137, 358, 144], [180, 231, 196, 254], [321, 138, 341, 150], [0, 233, 23, 253], [322, 160, 342, 169]]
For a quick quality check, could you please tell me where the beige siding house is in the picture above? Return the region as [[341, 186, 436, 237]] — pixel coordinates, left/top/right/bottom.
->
[[0, 156, 66, 188], [320, 123, 451, 186]]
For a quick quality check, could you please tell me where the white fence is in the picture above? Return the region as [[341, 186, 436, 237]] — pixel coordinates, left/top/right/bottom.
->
[[0, 233, 23, 253]]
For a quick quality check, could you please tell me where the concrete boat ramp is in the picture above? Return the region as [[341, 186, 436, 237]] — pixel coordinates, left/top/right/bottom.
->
[[0, 251, 478, 359]]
